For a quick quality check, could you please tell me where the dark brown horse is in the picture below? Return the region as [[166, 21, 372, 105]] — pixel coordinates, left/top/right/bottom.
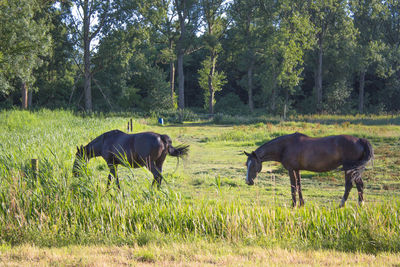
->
[[244, 132, 373, 207], [73, 130, 189, 189]]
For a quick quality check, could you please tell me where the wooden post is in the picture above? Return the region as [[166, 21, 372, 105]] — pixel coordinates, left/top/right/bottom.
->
[[31, 158, 38, 180], [127, 121, 130, 132], [130, 119, 133, 132]]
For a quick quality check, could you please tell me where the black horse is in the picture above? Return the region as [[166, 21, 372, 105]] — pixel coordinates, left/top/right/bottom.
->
[[73, 130, 189, 188], [244, 132, 373, 207]]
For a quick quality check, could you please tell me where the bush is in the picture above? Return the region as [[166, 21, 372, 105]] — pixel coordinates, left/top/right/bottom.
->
[[215, 93, 249, 115], [323, 81, 353, 114]]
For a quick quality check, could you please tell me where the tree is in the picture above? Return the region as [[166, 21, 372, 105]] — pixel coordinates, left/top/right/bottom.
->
[[34, 2, 77, 108], [138, 0, 180, 107], [198, 56, 226, 112], [307, 0, 356, 111], [230, 0, 264, 112], [350, 0, 385, 113], [174, 0, 201, 109], [66, 0, 117, 111], [198, 0, 227, 114], [263, 0, 314, 113], [378, 0, 400, 111], [0, 0, 51, 109]]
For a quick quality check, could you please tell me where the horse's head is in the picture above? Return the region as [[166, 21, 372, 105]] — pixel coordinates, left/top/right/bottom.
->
[[72, 145, 87, 177], [244, 151, 262, 185]]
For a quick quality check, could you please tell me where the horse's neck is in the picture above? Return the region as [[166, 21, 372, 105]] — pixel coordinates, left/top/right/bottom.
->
[[257, 141, 283, 162], [85, 141, 102, 159]]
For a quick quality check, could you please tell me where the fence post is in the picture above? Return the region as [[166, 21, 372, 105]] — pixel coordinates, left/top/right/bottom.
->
[[130, 119, 133, 132]]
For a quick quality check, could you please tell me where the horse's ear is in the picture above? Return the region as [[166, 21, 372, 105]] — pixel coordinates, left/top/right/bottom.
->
[[244, 151, 251, 157], [252, 151, 260, 161]]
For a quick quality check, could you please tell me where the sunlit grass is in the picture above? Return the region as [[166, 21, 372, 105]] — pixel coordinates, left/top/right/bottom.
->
[[0, 109, 399, 255]]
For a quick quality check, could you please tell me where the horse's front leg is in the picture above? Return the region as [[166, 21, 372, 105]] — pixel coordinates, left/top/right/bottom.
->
[[288, 170, 297, 207], [107, 164, 113, 188], [107, 164, 120, 190], [340, 171, 353, 207], [295, 170, 305, 206]]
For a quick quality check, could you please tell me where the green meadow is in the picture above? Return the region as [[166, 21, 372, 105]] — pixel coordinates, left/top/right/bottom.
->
[[1, 110, 400, 265]]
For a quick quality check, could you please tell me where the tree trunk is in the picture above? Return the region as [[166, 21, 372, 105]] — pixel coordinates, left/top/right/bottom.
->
[[169, 39, 175, 107], [247, 60, 254, 112], [284, 89, 289, 120], [28, 89, 32, 108], [170, 60, 175, 106], [21, 82, 28, 109], [358, 69, 365, 114], [177, 51, 184, 109], [316, 36, 323, 110], [176, 0, 186, 110], [208, 52, 216, 114], [83, 0, 92, 112], [271, 87, 276, 113]]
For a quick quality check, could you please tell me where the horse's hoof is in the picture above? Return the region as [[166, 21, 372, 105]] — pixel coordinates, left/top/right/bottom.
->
[[339, 199, 346, 208], [358, 201, 364, 207]]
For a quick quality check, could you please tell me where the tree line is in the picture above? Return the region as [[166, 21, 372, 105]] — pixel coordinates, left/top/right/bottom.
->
[[1, 0, 400, 115]]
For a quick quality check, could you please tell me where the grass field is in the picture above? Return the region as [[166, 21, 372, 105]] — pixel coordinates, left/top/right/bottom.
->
[[0, 109, 399, 265]]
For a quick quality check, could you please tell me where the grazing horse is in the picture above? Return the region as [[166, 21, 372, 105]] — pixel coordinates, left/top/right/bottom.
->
[[244, 132, 373, 207], [72, 130, 189, 189]]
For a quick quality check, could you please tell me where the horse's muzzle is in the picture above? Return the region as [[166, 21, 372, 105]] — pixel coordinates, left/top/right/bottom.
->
[[246, 180, 254, 186]]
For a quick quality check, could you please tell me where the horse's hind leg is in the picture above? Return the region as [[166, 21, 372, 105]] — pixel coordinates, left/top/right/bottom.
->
[[289, 170, 297, 207], [151, 156, 166, 188], [340, 171, 353, 207], [150, 162, 163, 189], [295, 170, 305, 206], [354, 174, 364, 206]]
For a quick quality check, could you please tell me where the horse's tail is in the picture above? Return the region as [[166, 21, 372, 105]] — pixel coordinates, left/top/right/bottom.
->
[[160, 135, 189, 158], [168, 144, 190, 157], [343, 138, 374, 173]]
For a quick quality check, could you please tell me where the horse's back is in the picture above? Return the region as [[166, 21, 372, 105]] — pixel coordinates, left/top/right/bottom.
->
[[284, 134, 365, 171], [132, 132, 164, 150]]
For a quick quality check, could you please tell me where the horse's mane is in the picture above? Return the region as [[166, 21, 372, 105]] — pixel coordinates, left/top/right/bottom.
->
[[253, 132, 308, 161], [258, 132, 307, 149], [86, 129, 124, 147]]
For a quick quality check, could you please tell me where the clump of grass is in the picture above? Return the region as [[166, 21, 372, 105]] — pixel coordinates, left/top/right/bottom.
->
[[134, 250, 156, 263]]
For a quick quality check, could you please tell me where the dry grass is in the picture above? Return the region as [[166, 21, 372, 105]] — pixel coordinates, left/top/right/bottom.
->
[[1, 243, 399, 266]]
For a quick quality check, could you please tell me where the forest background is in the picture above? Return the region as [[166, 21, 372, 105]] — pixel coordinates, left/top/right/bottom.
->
[[1, 0, 400, 116]]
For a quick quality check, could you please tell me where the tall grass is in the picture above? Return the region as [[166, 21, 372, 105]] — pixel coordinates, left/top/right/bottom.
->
[[0, 110, 399, 253], [1, 159, 399, 253]]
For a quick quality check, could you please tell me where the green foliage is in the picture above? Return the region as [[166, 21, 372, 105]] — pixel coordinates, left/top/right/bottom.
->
[[93, 29, 173, 112], [323, 80, 353, 113], [0, 0, 51, 94], [198, 56, 227, 110], [2, 0, 400, 113], [214, 92, 248, 115]]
